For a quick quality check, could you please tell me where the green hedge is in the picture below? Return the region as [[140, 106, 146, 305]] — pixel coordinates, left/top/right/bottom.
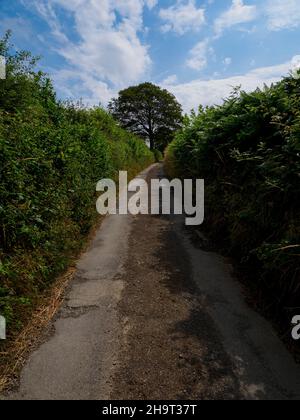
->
[[0, 33, 153, 331], [166, 77, 300, 326], [153, 149, 163, 162]]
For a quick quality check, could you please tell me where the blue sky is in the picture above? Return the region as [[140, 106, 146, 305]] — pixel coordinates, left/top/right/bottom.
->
[[1, 0, 300, 112]]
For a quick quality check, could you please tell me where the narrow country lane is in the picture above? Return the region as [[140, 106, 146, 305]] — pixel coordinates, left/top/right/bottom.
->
[[6, 164, 300, 400]]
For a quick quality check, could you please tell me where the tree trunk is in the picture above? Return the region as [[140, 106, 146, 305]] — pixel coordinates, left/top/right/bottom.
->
[[149, 135, 154, 150]]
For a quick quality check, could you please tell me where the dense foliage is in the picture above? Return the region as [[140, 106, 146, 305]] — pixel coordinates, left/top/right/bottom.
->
[[0, 33, 153, 332], [108, 82, 183, 151], [166, 77, 300, 327]]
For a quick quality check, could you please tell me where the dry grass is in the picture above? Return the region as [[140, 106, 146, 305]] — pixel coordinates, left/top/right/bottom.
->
[[0, 165, 152, 394], [0, 215, 105, 395], [0, 216, 105, 395], [0, 266, 76, 393]]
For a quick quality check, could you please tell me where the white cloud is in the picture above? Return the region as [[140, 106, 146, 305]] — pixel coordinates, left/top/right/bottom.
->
[[162, 74, 178, 85], [52, 68, 117, 106], [223, 57, 232, 66], [186, 38, 213, 71], [265, 0, 300, 31], [162, 56, 296, 113], [214, 0, 257, 36], [159, 0, 206, 35], [145, 0, 157, 9], [291, 55, 300, 79], [27, 0, 152, 105], [0, 17, 34, 43]]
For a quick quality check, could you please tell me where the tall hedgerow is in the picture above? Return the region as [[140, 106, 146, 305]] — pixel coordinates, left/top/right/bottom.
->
[[166, 77, 300, 327], [0, 32, 153, 332]]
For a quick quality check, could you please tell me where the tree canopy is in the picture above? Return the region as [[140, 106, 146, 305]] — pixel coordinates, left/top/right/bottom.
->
[[108, 82, 183, 151]]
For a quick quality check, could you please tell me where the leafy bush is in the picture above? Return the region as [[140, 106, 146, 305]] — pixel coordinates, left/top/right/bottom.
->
[[153, 149, 163, 162], [166, 79, 300, 326], [0, 33, 153, 333]]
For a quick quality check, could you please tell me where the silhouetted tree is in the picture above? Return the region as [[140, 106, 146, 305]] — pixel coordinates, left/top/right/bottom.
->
[[108, 82, 183, 151]]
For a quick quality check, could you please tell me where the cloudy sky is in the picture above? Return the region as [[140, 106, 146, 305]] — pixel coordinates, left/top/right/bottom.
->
[[1, 0, 300, 112]]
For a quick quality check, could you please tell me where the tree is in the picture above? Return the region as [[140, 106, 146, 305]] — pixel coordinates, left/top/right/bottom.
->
[[108, 82, 183, 151], [0, 30, 56, 113]]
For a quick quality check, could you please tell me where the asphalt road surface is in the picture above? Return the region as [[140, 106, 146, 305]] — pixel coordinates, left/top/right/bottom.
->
[[6, 164, 300, 400]]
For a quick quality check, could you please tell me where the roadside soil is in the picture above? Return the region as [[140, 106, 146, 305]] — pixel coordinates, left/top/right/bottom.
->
[[111, 210, 242, 399]]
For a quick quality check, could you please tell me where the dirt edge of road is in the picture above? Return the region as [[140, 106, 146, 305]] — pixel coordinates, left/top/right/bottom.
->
[[110, 164, 300, 400], [111, 165, 243, 400], [0, 216, 105, 395]]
